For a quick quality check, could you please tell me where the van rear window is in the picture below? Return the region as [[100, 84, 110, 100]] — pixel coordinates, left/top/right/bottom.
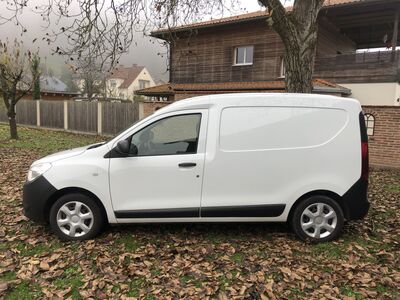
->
[[219, 106, 348, 151]]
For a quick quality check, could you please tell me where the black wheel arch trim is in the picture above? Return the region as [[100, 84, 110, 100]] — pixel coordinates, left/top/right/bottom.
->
[[23, 176, 108, 223], [288, 178, 369, 222], [341, 177, 369, 220]]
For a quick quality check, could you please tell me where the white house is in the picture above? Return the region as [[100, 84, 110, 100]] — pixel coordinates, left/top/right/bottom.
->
[[106, 64, 155, 101]]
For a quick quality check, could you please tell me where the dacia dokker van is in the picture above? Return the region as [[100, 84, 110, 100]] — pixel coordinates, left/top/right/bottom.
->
[[23, 93, 369, 242]]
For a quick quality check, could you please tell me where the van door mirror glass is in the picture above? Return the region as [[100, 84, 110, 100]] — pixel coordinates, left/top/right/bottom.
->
[[115, 140, 130, 155]]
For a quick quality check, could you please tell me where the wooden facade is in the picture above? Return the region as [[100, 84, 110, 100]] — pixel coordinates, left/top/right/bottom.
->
[[315, 50, 400, 83], [170, 21, 284, 84], [316, 17, 356, 56]]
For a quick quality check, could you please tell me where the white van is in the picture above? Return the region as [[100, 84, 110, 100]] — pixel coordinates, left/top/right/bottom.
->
[[23, 93, 369, 242]]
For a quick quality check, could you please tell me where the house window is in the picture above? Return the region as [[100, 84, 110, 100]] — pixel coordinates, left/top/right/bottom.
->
[[364, 113, 375, 136], [139, 80, 150, 89], [234, 46, 254, 65], [279, 57, 286, 78]]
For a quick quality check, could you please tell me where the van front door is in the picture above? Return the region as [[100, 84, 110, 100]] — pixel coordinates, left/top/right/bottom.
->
[[109, 110, 208, 220]]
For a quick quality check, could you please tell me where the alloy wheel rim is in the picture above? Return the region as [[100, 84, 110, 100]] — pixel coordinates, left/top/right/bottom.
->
[[56, 201, 94, 237], [300, 203, 337, 239]]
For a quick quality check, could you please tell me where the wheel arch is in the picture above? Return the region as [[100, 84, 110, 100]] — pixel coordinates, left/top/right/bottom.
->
[[288, 190, 346, 224], [44, 187, 108, 223]]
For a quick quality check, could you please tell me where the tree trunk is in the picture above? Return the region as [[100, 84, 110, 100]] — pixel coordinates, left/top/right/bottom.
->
[[260, 0, 324, 93], [282, 27, 319, 93], [7, 105, 18, 139]]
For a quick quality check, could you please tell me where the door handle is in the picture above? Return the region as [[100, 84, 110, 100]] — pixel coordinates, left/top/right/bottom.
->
[[179, 162, 197, 168]]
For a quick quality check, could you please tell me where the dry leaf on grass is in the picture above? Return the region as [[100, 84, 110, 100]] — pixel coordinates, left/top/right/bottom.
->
[[0, 127, 399, 299]]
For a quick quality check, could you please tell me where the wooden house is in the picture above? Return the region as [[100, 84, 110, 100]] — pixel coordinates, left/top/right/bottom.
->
[[137, 0, 400, 168], [137, 0, 400, 106]]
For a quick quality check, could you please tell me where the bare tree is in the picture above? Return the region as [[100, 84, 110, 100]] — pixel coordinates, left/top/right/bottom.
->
[[60, 65, 79, 93], [0, 1, 240, 69], [75, 57, 106, 101], [0, 39, 39, 139], [0, 0, 325, 93], [82, 74, 103, 101]]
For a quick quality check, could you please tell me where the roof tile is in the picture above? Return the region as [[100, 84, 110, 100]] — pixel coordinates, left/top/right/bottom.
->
[[152, 0, 367, 35]]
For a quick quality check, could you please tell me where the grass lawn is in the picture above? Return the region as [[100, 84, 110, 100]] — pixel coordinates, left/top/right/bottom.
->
[[0, 124, 399, 299]]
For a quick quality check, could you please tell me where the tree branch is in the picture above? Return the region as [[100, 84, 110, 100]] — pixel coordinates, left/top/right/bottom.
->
[[0, 0, 241, 71], [259, 0, 290, 36]]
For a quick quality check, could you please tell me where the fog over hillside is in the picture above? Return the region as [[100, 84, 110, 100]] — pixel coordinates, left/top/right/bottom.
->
[[0, 1, 276, 83]]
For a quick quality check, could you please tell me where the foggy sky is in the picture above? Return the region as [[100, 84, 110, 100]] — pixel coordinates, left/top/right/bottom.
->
[[0, 1, 291, 82]]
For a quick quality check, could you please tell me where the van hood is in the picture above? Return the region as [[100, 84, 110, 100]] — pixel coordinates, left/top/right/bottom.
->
[[34, 143, 102, 164]]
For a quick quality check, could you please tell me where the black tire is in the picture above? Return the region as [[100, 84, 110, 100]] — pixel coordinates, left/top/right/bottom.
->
[[49, 193, 105, 241], [291, 195, 344, 243]]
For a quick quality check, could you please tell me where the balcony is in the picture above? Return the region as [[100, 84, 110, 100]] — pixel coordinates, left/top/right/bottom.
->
[[314, 50, 400, 83]]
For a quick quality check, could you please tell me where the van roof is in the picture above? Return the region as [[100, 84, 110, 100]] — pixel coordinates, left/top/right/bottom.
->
[[154, 93, 361, 115]]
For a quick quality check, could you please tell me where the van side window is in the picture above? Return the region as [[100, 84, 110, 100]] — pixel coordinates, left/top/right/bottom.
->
[[130, 114, 201, 156]]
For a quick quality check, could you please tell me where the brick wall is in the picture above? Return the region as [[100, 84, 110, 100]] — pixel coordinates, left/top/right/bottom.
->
[[141, 95, 202, 116], [362, 106, 400, 169], [174, 93, 204, 101], [141, 101, 173, 118]]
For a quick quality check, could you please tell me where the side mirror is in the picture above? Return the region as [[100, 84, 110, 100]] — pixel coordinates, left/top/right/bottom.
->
[[130, 144, 138, 156], [115, 140, 130, 155]]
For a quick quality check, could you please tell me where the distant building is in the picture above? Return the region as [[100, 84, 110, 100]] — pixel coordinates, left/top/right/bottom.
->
[[106, 64, 155, 101], [20, 75, 79, 101], [40, 75, 69, 92]]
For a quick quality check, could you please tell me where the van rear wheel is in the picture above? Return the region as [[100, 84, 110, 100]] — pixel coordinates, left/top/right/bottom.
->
[[291, 195, 344, 242], [49, 193, 105, 241]]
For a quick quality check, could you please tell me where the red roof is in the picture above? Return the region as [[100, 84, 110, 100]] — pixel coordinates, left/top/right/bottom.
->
[[152, 0, 370, 36], [108, 65, 144, 89], [135, 79, 350, 96], [152, 11, 269, 36]]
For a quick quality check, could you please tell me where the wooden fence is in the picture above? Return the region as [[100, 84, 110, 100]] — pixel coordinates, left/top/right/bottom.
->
[[0, 100, 139, 136]]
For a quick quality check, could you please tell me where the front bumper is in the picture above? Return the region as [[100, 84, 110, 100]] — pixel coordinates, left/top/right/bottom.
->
[[23, 175, 57, 223], [342, 178, 370, 220]]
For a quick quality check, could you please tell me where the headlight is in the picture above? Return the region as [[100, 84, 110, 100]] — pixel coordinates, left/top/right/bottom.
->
[[27, 163, 52, 182]]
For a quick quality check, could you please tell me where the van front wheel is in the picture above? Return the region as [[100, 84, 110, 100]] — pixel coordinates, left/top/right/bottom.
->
[[291, 196, 344, 242], [49, 193, 105, 241]]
